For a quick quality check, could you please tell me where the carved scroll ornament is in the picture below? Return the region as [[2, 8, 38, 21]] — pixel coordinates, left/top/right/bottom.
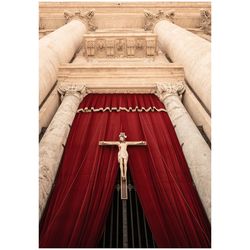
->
[[144, 9, 175, 31], [64, 9, 97, 31], [200, 9, 211, 35], [58, 84, 87, 101], [155, 82, 185, 101]]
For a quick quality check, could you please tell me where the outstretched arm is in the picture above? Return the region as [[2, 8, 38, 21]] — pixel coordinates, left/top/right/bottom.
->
[[127, 141, 147, 146], [99, 141, 119, 146]]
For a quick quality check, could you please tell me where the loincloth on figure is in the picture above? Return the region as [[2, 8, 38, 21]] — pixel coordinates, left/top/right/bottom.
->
[[118, 151, 128, 163]]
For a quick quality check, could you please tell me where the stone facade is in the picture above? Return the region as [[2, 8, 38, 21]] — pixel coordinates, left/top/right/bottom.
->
[[39, 2, 211, 220]]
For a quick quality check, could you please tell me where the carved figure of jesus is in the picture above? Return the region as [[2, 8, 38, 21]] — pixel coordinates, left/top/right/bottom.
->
[[99, 132, 147, 199]]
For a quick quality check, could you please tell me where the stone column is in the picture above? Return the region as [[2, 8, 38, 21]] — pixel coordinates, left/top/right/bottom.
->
[[39, 9, 97, 105], [39, 84, 87, 219], [145, 10, 211, 113], [39, 87, 60, 134], [155, 82, 211, 221]]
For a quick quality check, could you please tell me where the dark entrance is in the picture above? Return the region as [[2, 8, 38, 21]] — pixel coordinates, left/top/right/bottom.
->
[[98, 169, 157, 248]]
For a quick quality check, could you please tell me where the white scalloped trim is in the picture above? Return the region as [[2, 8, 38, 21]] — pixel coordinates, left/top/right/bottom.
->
[[77, 106, 167, 113]]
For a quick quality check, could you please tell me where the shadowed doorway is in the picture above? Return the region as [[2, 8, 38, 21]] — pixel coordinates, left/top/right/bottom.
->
[[98, 169, 157, 248]]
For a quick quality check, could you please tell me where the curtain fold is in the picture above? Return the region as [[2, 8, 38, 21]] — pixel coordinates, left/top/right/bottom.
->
[[39, 94, 211, 248]]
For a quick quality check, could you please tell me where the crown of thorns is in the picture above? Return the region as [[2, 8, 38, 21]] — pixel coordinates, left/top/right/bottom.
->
[[119, 132, 127, 138]]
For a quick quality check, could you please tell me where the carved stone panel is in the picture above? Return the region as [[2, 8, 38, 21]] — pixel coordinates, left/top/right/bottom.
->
[[115, 39, 126, 57], [127, 38, 136, 56], [85, 39, 95, 56], [146, 38, 156, 56], [96, 39, 106, 57], [200, 9, 211, 35], [83, 32, 157, 59], [106, 39, 115, 57]]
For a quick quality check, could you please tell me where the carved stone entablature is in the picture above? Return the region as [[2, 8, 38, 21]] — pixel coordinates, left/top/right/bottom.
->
[[64, 9, 97, 31], [86, 39, 96, 56], [144, 9, 175, 31], [83, 33, 157, 58], [146, 38, 156, 56], [200, 9, 211, 35], [58, 84, 87, 101], [57, 63, 185, 94], [39, 17, 45, 30], [155, 82, 185, 101]]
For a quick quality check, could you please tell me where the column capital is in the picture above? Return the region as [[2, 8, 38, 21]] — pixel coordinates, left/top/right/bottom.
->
[[58, 84, 88, 101], [155, 82, 185, 101], [144, 9, 175, 31], [64, 9, 98, 31], [200, 9, 211, 35]]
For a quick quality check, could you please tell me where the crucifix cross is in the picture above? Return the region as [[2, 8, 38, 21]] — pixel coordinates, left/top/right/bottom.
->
[[99, 132, 147, 199]]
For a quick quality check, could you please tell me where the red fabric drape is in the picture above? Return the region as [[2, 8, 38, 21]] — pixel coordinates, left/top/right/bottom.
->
[[39, 94, 211, 248]]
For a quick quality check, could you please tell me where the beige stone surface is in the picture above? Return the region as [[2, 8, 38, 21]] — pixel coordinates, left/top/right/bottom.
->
[[39, 84, 87, 218], [83, 32, 158, 58], [154, 19, 211, 113], [39, 19, 87, 105], [39, 87, 60, 133], [39, 2, 211, 31], [39, 28, 55, 39], [183, 84, 211, 140], [57, 60, 184, 93], [156, 82, 211, 221], [188, 28, 211, 41]]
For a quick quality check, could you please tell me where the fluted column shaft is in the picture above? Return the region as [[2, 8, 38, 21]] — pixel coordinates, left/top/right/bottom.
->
[[39, 20, 87, 105], [156, 83, 211, 221], [39, 84, 87, 219], [154, 20, 211, 113]]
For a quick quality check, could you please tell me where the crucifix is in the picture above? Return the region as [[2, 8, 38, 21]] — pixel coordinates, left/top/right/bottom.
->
[[99, 132, 147, 200]]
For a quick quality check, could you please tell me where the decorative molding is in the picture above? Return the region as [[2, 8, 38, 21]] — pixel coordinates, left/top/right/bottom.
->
[[146, 38, 156, 56], [144, 9, 175, 31], [200, 9, 211, 35], [84, 34, 157, 58], [155, 82, 185, 101], [77, 106, 167, 113], [86, 39, 96, 56], [57, 84, 88, 101], [127, 38, 136, 56], [39, 17, 45, 30], [57, 63, 185, 92], [64, 9, 97, 31], [83, 88, 157, 94]]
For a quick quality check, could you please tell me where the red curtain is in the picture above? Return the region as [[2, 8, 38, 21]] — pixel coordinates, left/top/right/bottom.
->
[[39, 94, 211, 248]]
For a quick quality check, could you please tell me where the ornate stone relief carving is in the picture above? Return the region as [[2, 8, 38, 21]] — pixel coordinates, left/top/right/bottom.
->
[[96, 39, 106, 50], [86, 39, 95, 56], [144, 9, 175, 31], [155, 82, 185, 101], [64, 9, 97, 31], [58, 84, 87, 101], [84, 34, 157, 58], [200, 9, 211, 35], [146, 38, 156, 56], [106, 40, 115, 56], [136, 39, 145, 49], [115, 39, 126, 57], [127, 38, 136, 56]]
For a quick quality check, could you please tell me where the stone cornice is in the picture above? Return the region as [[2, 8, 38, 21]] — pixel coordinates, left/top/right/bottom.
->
[[58, 84, 88, 101], [200, 8, 211, 35], [155, 82, 185, 101], [64, 9, 97, 31], [40, 2, 211, 31], [144, 9, 175, 31], [57, 63, 184, 93]]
